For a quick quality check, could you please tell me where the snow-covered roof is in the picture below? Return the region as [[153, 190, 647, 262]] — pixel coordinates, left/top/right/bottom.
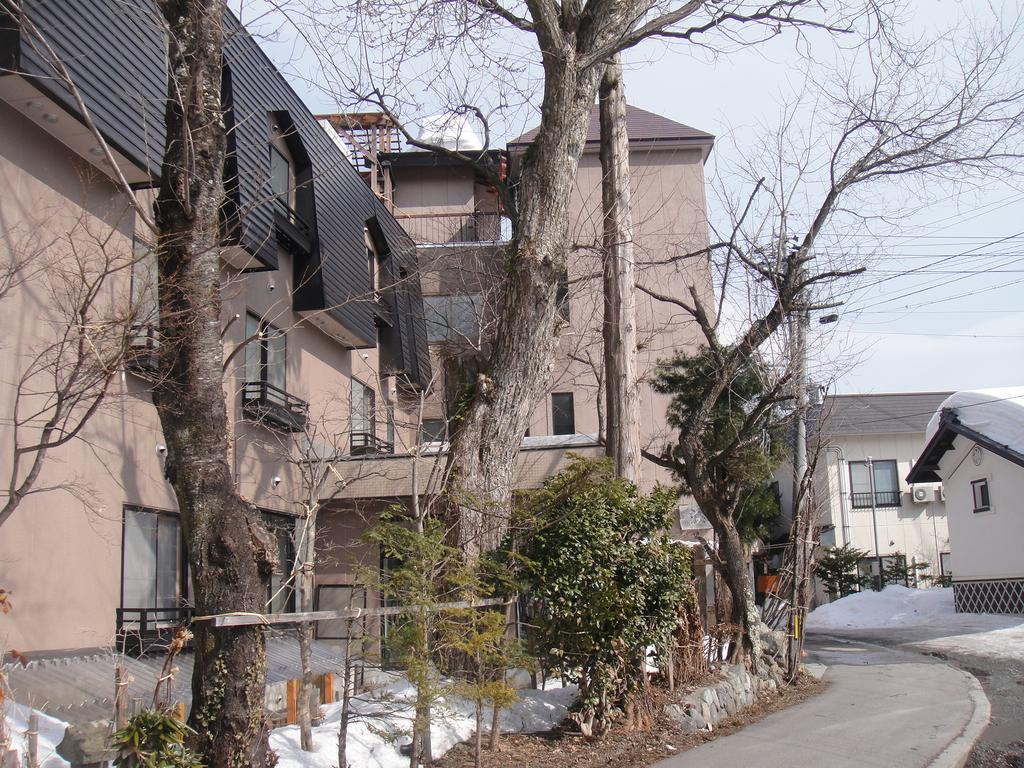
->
[[908, 387, 1024, 482]]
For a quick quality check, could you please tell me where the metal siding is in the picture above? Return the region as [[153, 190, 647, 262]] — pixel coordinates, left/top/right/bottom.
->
[[11, 1, 433, 359]]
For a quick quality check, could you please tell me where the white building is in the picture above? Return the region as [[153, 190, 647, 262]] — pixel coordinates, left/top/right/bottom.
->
[[810, 392, 953, 589], [907, 388, 1024, 614]]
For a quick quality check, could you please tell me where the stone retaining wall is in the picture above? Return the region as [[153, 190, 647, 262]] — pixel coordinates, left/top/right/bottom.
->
[[664, 666, 779, 733]]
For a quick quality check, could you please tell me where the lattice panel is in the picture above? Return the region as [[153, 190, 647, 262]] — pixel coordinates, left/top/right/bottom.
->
[[954, 578, 1024, 615]]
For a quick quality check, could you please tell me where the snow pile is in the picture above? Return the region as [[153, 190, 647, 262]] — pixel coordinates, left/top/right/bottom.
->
[[807, 585, 1024, 661], [925, 387, 1024, 454], [806, 585, 956, 629], [271, 675, 577, 768], [2, 700, 70, 768]]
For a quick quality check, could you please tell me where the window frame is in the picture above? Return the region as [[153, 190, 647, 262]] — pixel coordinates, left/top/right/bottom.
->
[[261, 510, 296, 614], [351, 378, 377, 438], [551, 392, 576, 436], [269, 143, 293, 209], [848, 459, 902, 508], [971, 478, 992, 513], [120, 505, 186, 612], [244, 311, 287, 397], [420, 418, 446, 444], [556, 270, 570, 321]]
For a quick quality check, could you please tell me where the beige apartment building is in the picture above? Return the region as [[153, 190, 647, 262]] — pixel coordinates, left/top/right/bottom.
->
[[0, 2, 432, 656]]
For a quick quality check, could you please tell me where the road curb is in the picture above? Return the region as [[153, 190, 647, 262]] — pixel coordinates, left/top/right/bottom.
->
[[928, 667, 991, 768]]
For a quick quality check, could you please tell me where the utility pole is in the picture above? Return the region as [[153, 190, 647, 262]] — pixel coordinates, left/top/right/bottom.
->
[[867, 455, 883, 590]]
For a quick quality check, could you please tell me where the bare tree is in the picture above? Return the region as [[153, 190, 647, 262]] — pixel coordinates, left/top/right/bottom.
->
[[299, 0, 842, 559], [642, 11, 1024, 669], [0, 200, 137, 528]]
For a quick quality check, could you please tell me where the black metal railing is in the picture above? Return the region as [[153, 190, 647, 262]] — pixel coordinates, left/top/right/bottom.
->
[[851, 490, 902, 509], [116, 606, 193, 655], [127, 324, 160, 375], [396, 212, 510, 246], [242, 380, 309, 432], [350, 431, 394, 456]]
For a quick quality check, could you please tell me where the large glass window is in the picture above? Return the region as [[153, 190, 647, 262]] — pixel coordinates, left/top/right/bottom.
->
[[122, 506, 181, 611], [556, 270, 570, 321], [849, 460, 901, 508], [551, 392, 575, 436], [351, 379, 376, 436], [420, 418, 446, 444]]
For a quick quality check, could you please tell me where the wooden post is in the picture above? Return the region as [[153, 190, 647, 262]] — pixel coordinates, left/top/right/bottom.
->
[[114, 664, 129, 728], [318, 673, 333, 705], [286, 679, 298, 725], [26, 713, 38, 768], [174, 702, 186, 721]]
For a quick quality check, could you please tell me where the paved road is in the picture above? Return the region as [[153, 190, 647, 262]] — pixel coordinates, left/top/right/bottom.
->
[[815, 626, 1024, 767], [653, 635, 987, 768]]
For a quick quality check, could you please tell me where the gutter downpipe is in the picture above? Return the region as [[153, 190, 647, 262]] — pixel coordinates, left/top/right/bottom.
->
[[824, 445, 850, 547], [867, 455, 883, 590]]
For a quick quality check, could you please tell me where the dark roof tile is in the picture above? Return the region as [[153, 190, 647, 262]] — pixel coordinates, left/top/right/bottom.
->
[[509, 104, 714, 147]]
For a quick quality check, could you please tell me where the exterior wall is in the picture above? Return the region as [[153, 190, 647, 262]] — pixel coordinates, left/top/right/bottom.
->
[[938, 438, 1024, 582], [813, 431, 950, 578], [389, 137, 712, 494], [0, 100, 417, 653]]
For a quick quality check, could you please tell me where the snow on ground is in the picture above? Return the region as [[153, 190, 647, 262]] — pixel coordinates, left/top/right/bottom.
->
[[807, 585, 1024, 661], [271, 674, 577, 768], [3, 699, 70, 768]]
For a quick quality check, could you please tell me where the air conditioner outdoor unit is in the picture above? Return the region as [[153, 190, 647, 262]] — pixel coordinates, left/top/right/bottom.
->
[[911, 485, 933, 504], [380, 375, 398, 402]]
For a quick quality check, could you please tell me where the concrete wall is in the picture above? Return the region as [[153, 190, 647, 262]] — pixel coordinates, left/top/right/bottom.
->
[[938, 437, 1024, 581]]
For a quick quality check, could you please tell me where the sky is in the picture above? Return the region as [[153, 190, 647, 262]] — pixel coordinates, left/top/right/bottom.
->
[[243, 0, 1024, 397]]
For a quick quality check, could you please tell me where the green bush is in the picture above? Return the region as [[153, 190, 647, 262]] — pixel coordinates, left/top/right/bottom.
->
[[111, 709, 203, 768], [509, 457, 691, 735]]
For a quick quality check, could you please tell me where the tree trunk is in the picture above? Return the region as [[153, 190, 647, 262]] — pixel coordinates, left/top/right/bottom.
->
[[714, 518, 764, 671], [298, 622, 315, 751], [443, 63, 605, 559], [599, 54, 640, 485], [338, 627, 353, 768], [488, 697, 501, 751], [474, 702, 483, 768], [151, 3, 271, 765]]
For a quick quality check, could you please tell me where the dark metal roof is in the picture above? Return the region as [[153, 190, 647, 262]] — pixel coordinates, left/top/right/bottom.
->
[[814, 392, 954, 437], [2, 1, 430, 381], [906, 409, 1024, 483], [509, 104, 715, 147]]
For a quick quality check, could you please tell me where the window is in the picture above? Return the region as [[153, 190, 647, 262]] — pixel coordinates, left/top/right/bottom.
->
[[315, 584, 367, 641], [244, 312, 287, 397], [423, 295, 481, 343], [971, 479, 991, 512], [849, 460, 901, 508], [386, 405, 396, 448], [556, 270, 570, 321], [122, 506, 181, 611], [128, 240, 160, 373], [269, 145, 292, 206], [420, 419, 446, 444], [551, 392, 575, 436], [262, 512, 295, 614], [351, 378, 376, 439], [939, 552, 952, 577]]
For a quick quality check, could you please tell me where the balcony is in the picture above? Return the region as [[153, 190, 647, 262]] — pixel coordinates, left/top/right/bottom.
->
[[273, 198, 313, 255], [350, 431, 394, 456], [851, 490, 902, 509], [242, 381, 309, 432], [126, 324, 160, 376], [116, 606, 193, 655], [395, 212, 510, 246]]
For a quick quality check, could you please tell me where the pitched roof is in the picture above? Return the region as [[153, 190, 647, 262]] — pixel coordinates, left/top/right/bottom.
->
[[907, 388, 1024, 483], [508, 104, 714, 147], [814, 392, 955, 437]]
